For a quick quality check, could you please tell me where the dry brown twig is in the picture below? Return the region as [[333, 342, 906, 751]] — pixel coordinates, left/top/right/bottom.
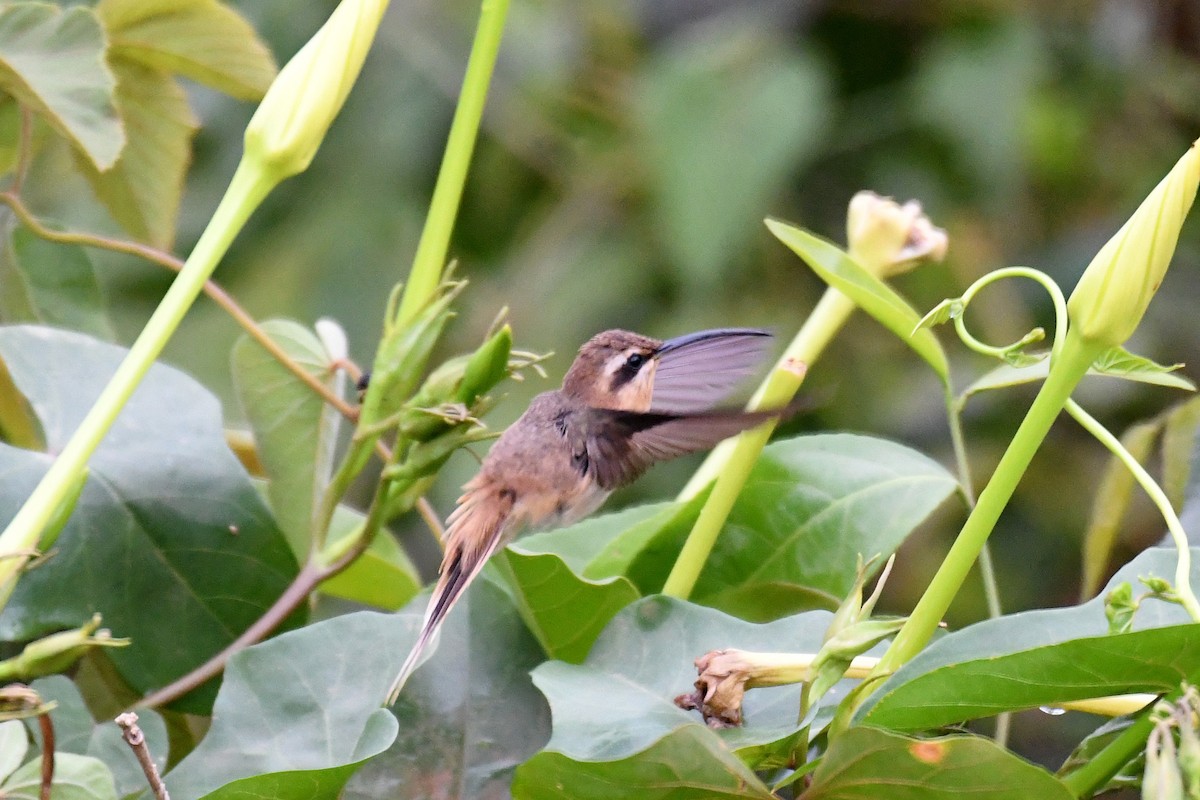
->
[[115, 712, 169, 800]]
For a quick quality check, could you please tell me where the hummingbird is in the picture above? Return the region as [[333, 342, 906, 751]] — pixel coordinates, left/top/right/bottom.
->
[[386, 327, 791, 705]]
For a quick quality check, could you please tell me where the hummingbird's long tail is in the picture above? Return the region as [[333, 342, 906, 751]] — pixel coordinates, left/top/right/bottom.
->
[[385, 481, 514, 705]]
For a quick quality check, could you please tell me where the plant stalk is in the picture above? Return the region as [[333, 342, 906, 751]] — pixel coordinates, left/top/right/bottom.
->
[[664, 289, 855, 599], [868, 329, 1102, 679]]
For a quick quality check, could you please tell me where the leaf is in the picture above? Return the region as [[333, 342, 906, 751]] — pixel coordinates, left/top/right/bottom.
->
[[912, 298, 961, 333], [343, 577, 551, 800], [497, 547, 639, 662], [1160, 396, 1200, 510], [0, 720, 27, 781], [26, 676, 169, 799], [766, 219, 950, 381], [319, 505, 420, 611], [859, 547, 1200, 730], [164, 611, 402, 800], [963, 352, 1196, 404], [693, 434, 959, 620], [805, 726, 1073, 800], [0, 222, 114, 340], [636, 22, 829, 284], [77, 58, 195, 248], [0, 326, 301, 713], [97, 0, 277, 101], [516, 597, 837, 796], [1080, 419, 1159, 598], [1, 752, 117, 800], [232, 319, 345, 559], [1093, 345, 1194, 390], [1058, 716, 1141, 792], [514, 727, 775, 800], [0, 4, 122, 171]]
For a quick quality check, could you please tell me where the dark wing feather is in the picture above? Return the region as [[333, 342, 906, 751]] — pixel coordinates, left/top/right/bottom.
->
[[651, 329, 773, 412], [585, 404, 793, 490]]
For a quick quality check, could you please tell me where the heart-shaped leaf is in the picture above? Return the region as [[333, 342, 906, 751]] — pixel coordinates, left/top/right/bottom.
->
[[0, 326, 300, 712], [806, 726, 1073, 799], [693, 434, 959, 619], [860, 547, 1200, 730]]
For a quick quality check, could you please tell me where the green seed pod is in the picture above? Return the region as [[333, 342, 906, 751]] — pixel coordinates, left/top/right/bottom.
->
[[457, 324, 513, 405]]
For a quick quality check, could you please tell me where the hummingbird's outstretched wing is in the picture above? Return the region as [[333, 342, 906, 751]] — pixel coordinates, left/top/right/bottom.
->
[[385, 480, 514, 705], [650, 328, 773, 412], [584, 403, 798, 490]]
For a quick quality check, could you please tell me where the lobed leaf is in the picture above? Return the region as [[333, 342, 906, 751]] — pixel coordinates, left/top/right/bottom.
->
[[97, 0, 277, 100], [0, 4, 122, 171]]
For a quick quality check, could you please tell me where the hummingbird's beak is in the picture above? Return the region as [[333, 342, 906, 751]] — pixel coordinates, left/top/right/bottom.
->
[[655, 328, 770, 358]]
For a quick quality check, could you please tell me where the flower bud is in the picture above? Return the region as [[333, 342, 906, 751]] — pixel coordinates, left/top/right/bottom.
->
[[0, 614, 128, 682], [244, 0, 388, 181], [1146, 724, 1186, 800], [846, 191, 948, 278], [458, 324, 513, 405], [1105, 581, 1137, 634], [1176, 714, 1200, 799], [1067, 140, 1200, 348]]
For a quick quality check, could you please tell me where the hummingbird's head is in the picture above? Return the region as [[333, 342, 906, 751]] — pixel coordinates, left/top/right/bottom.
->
[[562, 329, 662, 410], [561, 327, 773, 412]]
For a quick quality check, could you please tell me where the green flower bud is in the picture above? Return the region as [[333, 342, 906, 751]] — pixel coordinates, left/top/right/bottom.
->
[[1067, 140, 1200, 348], [0, 614, 128, 682], [846, 191, 948, 278], [244, 0, 389, 182], [1105, 581, 1137, 634]]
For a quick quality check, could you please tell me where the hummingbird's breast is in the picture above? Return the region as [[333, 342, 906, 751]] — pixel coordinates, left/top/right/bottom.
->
[[476, 391, 609, 537]]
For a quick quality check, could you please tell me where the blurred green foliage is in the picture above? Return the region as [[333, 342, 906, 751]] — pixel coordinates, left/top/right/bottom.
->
[[21, 0, 1200, 762]]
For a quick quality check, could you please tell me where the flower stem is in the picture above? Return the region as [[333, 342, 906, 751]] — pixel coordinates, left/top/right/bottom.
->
[[0, 163, 271, 605], [867, 328, 1102, 679], [1065, 399, 1200, 621], [664, 288, 855, 598], [394, 0, 511, 326]]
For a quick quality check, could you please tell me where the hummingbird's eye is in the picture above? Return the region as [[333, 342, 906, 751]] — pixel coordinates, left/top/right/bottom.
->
[[624, 353, 646, 371]]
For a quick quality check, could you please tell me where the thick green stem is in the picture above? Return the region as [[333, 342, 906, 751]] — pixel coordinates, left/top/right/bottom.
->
[[1060, 698, 1158, 798], [394, 0, 510, 326], [0, 163, 272, 604], [664, 289, 856, 598], [868, 329, 1102, 678]]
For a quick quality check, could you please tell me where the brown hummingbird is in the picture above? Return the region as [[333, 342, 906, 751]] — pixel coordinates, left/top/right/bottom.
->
[[386, 327, 790, 704]]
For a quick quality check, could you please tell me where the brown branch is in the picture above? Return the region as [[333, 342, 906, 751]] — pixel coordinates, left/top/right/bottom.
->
[[134, 533, 371, 710], [115, 712, 169, 800], [37, 709, 53, 800]]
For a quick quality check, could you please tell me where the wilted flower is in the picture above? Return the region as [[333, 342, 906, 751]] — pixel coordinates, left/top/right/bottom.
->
[[244, 0, 389, 181], [846, 191, 949, 278], [1067, 140, 1200, 348], [674, 648, 811, 728]]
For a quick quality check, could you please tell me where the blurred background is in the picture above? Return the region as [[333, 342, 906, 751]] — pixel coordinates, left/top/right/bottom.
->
[[38, 0, 1200, 770]]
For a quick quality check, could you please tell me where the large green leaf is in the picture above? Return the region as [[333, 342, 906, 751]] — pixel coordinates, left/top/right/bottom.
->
[[0, 223, 114, 340], [803, 726, 1073, 799], [26, 676, 168, 799], [97, 0, 276, 101], [636, 21, 829, 284], [343, 576, 551, 799], [516, 597, 836, 796], [860, 547, 1200, 730], [165, 611, 404, 800], [0, 4, 122, 171], [693, 434, 959, 619], [766, 220, 950, 381], [2, 754, 117, 800], [499, 498, 704, 661], [0, 326, 300, 712], [497, 548, 639, 663], [231, 319, 345, 559], [0, 720, 25, 781], [78, 57, 195, 248]]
